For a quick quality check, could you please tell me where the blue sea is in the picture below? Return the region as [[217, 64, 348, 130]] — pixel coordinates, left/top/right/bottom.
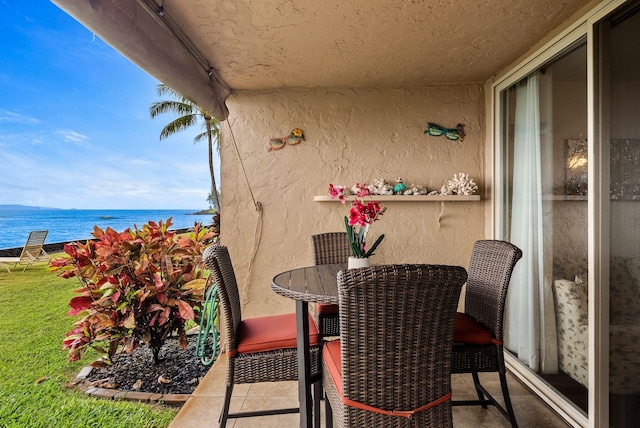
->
[[0, 207, 215, 250]]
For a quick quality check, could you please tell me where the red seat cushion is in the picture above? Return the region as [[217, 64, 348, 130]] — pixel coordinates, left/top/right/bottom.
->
[[323, 339, 343, 396], [236, 312, 320, 354], [323, 339, 452, 418], [316, 303, 339, 315], [453, 312, 495, 345]]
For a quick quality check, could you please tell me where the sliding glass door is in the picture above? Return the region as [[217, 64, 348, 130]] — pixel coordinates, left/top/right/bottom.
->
[[499, 42, 589, 415], [597, 5, 640, 426], [495, 2, 640, 425]]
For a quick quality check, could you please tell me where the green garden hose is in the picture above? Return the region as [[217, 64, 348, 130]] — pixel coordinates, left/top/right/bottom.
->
[[196, 282, 219, 366]]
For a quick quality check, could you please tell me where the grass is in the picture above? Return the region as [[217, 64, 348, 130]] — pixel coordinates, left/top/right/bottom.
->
[[0, 258, 178, 428]]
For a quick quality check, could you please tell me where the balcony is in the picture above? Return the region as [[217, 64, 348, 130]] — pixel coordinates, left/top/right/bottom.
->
[[169, 354, 570, 427]]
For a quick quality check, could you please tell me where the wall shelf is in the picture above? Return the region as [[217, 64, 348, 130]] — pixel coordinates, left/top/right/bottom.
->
[[313, 195, 481, 202]]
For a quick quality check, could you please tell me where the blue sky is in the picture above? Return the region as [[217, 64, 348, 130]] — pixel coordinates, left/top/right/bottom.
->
[[0, 1, 220, 210]]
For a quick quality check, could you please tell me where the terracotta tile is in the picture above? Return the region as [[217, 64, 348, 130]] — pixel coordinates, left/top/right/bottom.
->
[[476, 371, 531, 397], [232, 396, 302, 428], [453, 403, 510, 427], [245, 380, 298, 397], [170, 368, 571, 427], [169, 396, 243, 428], [452, 374, 476, 398], [510, 395, 571, 427]]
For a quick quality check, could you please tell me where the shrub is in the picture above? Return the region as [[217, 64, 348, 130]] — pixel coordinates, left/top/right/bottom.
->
[[51, 218, 215, 365]]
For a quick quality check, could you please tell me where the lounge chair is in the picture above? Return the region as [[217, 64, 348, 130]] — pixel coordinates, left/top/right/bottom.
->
[[0, 230, 51, 273]]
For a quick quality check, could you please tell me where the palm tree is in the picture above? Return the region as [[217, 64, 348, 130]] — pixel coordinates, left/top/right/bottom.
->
[[149, 84, 221, 211]]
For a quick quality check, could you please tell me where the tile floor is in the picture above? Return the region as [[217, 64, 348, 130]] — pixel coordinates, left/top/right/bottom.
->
[[169, 354, 571, 427]]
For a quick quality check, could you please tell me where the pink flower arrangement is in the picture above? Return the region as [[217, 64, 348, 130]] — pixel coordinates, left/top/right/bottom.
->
[[328, 183, 346, 202], [328, 183, 386, 258]]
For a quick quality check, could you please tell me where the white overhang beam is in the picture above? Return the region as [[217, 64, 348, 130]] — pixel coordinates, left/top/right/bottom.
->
[[52, 0, 230, 120]]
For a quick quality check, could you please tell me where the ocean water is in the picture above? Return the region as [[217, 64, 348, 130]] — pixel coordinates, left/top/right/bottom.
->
[[0, 207, 215, 249]]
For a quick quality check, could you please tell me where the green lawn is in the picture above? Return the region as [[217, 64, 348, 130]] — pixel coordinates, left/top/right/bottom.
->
[[0, 259, 177, 428]]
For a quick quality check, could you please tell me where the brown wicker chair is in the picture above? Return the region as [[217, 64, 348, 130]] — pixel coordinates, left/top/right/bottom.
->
[[203, 245, 323, 427], [310, 232, 351, 337], [323, 264, 467, 427], [451, 240, 523, 428]]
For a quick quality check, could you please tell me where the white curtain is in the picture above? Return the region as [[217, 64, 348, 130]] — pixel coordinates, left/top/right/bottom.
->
[[504, 73, 544, 371], [538, 71, 559, 374]]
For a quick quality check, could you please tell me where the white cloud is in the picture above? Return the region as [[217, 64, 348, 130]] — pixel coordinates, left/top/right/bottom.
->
[[0, 109, 40, 125], [0, 1, 217, 211], [58, 129, 89, 143]]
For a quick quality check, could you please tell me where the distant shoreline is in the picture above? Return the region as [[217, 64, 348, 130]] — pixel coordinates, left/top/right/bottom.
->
[[0, 207, 217, 251], [0, 224, 211, 257], [1, 204, 214, 215], [190, 209, 218, 215]]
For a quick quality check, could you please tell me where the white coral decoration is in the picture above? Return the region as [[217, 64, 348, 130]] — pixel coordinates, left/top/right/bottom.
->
[[403, 183, 429, 195], [439, 185, 453, 195], [368, 178, 393, 195], [445, 173, 478, 195]]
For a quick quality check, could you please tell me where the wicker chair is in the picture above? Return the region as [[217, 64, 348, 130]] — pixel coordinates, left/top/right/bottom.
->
[[310, 232, 351, 337], [451, 240, 523, 428], [323, 264, 467, 427], [203, 245, 323, 427]]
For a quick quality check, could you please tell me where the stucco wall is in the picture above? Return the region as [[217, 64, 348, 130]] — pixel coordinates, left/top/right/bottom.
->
[[219, 86, 486, 317]]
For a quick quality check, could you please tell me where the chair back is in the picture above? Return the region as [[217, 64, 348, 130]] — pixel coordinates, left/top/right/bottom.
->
[[464, 240, 523, 341], [311, 232, 351, 265], [203, 245, 242, 353], [19, 230, 48, 260], [337, 264, 467, 422]]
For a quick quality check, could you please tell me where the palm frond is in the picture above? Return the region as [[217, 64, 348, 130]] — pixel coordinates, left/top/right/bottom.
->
[[155, 83, 188, 101], [160, 115, 199, 140], [150, 100, 197, 118]]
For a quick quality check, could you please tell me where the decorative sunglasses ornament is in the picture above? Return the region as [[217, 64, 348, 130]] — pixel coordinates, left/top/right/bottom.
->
[[424, 122, 465, 141], [267, 128, 305, 152]]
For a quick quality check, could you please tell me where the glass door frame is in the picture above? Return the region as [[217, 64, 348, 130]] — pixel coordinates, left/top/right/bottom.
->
[[490, 1, 629, 426]]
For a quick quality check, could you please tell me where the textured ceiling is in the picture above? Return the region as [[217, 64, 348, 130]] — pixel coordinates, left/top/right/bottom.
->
[[162, 0, 594, 91]]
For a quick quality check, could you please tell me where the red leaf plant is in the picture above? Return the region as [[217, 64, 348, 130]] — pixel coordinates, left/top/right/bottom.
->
[[51, 218, 216, 365]]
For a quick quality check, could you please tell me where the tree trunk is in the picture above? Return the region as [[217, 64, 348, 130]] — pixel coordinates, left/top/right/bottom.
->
[[205, 116, 221, 211]]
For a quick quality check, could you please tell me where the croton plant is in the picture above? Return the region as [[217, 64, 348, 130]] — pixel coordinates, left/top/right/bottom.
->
[[51, 218, 216, 365]]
